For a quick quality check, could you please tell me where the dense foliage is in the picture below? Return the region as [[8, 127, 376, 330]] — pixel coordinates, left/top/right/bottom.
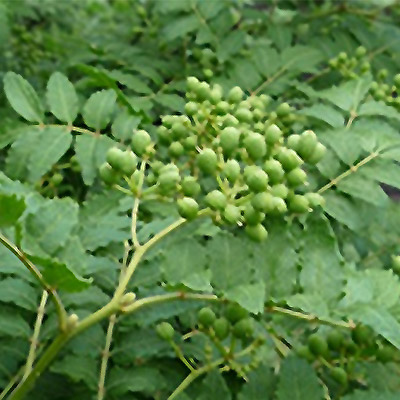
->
[[2, 0, 400, 399]]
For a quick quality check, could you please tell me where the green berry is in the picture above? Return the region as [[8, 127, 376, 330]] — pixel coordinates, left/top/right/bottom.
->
[[286, 168, 307, 187], [209, 86, 222, 104], [223, 204, 242, 224], [178, 197, 199, 220], [235, 108, 253, 123], [181, 176, 201, 197], [157, 126, 172, 145], [352, 325, 373, 346], [51, 173, 63, 186], [156, 322, 174, 341], [265, 124, 283, 145], [245, 224, 268, 241], [131, 130, 151, 156], [276, 102, 291, 117], [197, 149, 218, 175], [106, 147, 125, 170], [296, 345, 315, 362], [183, 135, 197, 151], [244, 132, 267, 160], [270, 197, 287, 215], [308, 334, 328, 357], [225, 303, 248, 323], [187, 76, 200, 92], [223, 159, 241, 183], [376, 346, 395, 363], [168, 142, 184, 158], [251, 192, 274, 213], [220, 127, 240, 156], [205, 190, 227, 210], [305, 193, 325, 208], [213, 317, 230, 340], [233, 318, 254, 339], [227, 86, 244, 103], [120, 151, 138, 176], [327, 330, 344, 352], [99, 163, 119, 185], [331, 367, 348, 386], [195, 81, 211, 101], [270, 184, 289, 199], [215, 101, 230, 115], [394, 73, 400, 88], [185, 101, 198, 116], [297, 130, 318, 160], [246, 168, 269, 193], [277, 148, 303, 171], [391, 255, 400, 273], [198, 307, 216, 327], [289, 195, 310, 214], [263, 160, 285, 184], [345, 339, 358, 355], [171, 122, 187, 140], [307, 143, 326, 165], [158, 171, 180, 192], [355, 46, 367, 58], [243, 204, 265, 225]]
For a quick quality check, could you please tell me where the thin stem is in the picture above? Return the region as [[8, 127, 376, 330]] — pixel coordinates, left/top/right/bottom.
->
[[251, 67, 286, 96], [23, 291, 48, 381], [317, 151, 379, 194], [97, 314, 117, 400], [267, 306, 355, 329], [114, 184, 132, 196], [131, 160, 147, 249], [0, 368, 23, 400], [0, 233, 67, 331], [170, 342, 195, 371]]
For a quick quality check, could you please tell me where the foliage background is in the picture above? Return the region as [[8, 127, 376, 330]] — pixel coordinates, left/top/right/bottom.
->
[[2, 0, 400, 399]]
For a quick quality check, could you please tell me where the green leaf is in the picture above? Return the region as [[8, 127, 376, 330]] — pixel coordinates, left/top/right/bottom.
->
[[358, 100, 400, 121], [361, 159, 400, 190], [155, 94, 185, 112], [0, 309, 31, 338], [225, 282, 265, 314], [74, 134, 116, 185], [288, 293, 330, 318], [112, 111, 141, 141], [281, 45, 323, 73], [276, 357, 324, 400], [342, 391, 400, 400], [217, 30, 246, 62], [21, 197, 79, 257], [4, 72, 44, 123], [0, 194, 25, 227], [27, 126, 72, 182], [237, 365, 274, 400], [298, 104, 345, 128], [46, 72, 79, 124], [197, 371, 231, 400], [0, 278, 38, 311], [162, 14, 201, 41], [82, 89, 117, 131]]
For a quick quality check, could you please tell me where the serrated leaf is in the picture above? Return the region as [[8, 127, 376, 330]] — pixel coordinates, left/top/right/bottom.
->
[[112, 111, 141, 141], [0, 278, 38, 311], [361, 159, 400, 190], [0, 309, 31, 338], [0, 194, 25, 227], [288, 293, 330, 318], [74, 134, 116, 185], [299, 104, 344, 128], [82, 89, 116, 131], [359, 100, 400, 121], [281, 45, 323, 73], [225, 282, 265, 314], [217, 30, 246, 62], [61, 286, 109, 308], [28, 126, 72, 182], [276, 357, 324, 400], [155, 94, 185, 112], [237, 365, 274, 400], [4, 72, 44, 123], [109, 70, 152, 94], [342, 390, 400, 400], [46, 72, 79, 124], [197, 371, 231, 400], [21, 197, 79, 257], [162, 14, 201, 41]]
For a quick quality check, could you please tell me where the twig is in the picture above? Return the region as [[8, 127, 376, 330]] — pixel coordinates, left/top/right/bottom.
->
[[131, 160, 147, 249]]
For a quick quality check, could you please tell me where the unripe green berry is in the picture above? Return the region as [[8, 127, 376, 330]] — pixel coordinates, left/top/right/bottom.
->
[[276, 102, 291, 117], [181, 176, 201, 197], [197, 149, 218, 175], [391, 255, 400, 273], [331, 367, 348, 386], [308, 334, 328, 357], [351, 325, 373, 346], [120, 151, 138, 176], [205, 190, 227, 210], [376, 346, 395, 363], [394, 73, 400, 88], [156, 322, 174, 341], [223, 159, 241, 183], [223, 204, 242, 224], [307, 143, 326, 165], [245, 224, 268, 241], [157, 125, 172, 145], [99, 163, 119, 185], [225, 303, 248, 323], [305, 192, 325, 208], [183, 135, 197, 151], [246, 168, 269, 193], [106, 147, 125, 170], [185, 101, 198, 116], [168, 142, 184, 158], [244, 132, 267, 160], [286, 168, 307, 187], [187, 76, 200, 92], [355, 46, 367, 58], [227, 86, 244, 104], [263, 159, 285, 184], [220, 127, 240, 156], [235, 108, 253, 123], [277, 148, 303, 171], [178, 197, 199, 220], [195, 81, 211, 101], [297, 130, 318, 160], [233, 318, 254, 339], [198, 307, 216, 327], [265, 124, 283, 145], [171, 122, 187, 140], [289, 195, 310, 213], [51, 173, 63, 186], [251, 192, 274, 213], [213, 317, 230, 340], [243, 205, 265, 225], [270, 197, 287, 214], [214, 101, 230, 115], [270, 184, 289, 199], [131, 130, 152, 156], [327, 330, 344, 352], [158, 171, 180, 192]]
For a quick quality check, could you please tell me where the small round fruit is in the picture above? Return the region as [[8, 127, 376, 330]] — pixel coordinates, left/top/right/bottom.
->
[[327, 330, 344, 352], [168, 142, 184, 158], [286, 168, 307, 187], [185, 101, 198, 116], [246, 168, 269, 193], [131, 130, 152, 156], [277, 148, 303, 171], [270, 184, 289, 199], [296, 345, 315, 362], [331, 367, 348, 386], [305, 193, 325, 208], [215, 101, 230, 115], [227, 86, 243, 104], [197, 149, 218, 175], [51, 173, 63, 186], [394, 73, 400, 88], [156, 126, 171, 145], [225, 303, 248, 323], [307, 143, 326, 165], [178, 197, 199, 220], [120, 151, 138, 176], [235, 108, 253, 123], [158, 171, 180, 192], [223, 159, 241, 183], [183, 135, 197, 151], [198, 307, 216, 327], [244, 132, 267, 160], [243, 205, 265, 226], [297, 130, 318, 160], [245, 224, 268, 241], [355, 46, 367, 58], [344, 339, 358, 355], [263, 160, 285, 184], [99, 163, 119, 185], [376, 346, 395, 363], [391, 255, 400, 273], [213, 317, 230, 340], [270, 197, 287, 215], [233, 318, 254, 339], [276, 102, 291, 117], [351, 325, 373, 346], [205, 190, 227, 210], [287, 134, 301, 151], [181, 176, 201, 197], [223, 204, 242, 224], [156, 322, 174, 341], [251, 192, 274, 213], [289, 195, 310, 214], [171, 122, 186, 140], [265, 124, 283, 145], [219, 127, 240, 156], [106, 147, 125, 170], [187, 76, 200, 92], [308, 334, 328, 357]]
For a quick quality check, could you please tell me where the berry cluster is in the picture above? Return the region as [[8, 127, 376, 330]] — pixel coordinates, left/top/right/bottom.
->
[[369, 71, 400, 109], [297, 325, 397, 387], [328, 47, 370, 79], [100, 77, 326, 241]]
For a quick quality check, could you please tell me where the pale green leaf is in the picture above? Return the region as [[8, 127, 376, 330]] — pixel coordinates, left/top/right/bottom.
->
[[4, 72, 44, 123], [0, 278, 38, 311], [299, 104, 345, 128], [82, 89, 117, 131], [197, 371, 231, 400], [112, 111, 141, 141], [359, 100, 400, 121], [281, 45, 323, 73], [0, 310, 31, 338], [46, 72, 79, 124], [225, 282, 265, 314], [237, 365, 274, 400]]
